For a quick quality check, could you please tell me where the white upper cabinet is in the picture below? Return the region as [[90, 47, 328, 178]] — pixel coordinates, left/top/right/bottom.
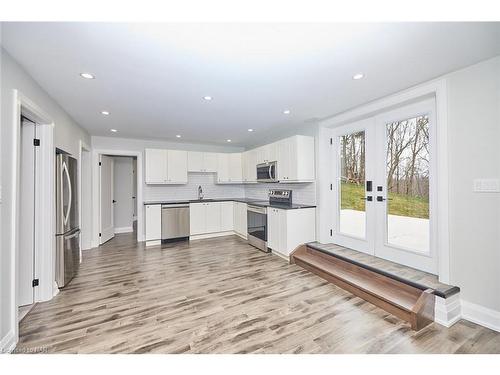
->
[[188, 151, 218, 172], [242, 149, 257, 183], [203, 153, 218, 172], [145, 149, 168, 184], [217, 153, 243, 183], [167, 150, 188, 183], [145, 148, 187, 184], [255, 143, 278, 165], [276, 135, 315, 182], [187, 151, 204, 172]]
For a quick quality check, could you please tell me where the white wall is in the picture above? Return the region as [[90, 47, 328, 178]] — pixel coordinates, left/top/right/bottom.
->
[[446, 56, 500, 314], [1, 48, 91, 349], [113, 156, 135, 231]]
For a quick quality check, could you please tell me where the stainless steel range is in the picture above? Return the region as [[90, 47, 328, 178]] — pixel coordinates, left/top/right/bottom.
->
[[247, 204, 268, 252], [247, 189, 293, 253]]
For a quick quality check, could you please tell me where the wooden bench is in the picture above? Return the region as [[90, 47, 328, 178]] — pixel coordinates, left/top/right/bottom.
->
[[290, 244, 435, 331]]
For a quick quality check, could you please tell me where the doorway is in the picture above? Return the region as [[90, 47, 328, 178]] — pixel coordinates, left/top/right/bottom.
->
[[93, 150, 142, 247], [331, 98, 437, 274]]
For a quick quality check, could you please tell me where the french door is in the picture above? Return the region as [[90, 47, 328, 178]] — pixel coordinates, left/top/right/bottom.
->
[[332, 99, 437, 274]]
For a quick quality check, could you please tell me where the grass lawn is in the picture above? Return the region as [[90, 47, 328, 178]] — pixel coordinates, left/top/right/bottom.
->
[[340, 182, 429, 219]]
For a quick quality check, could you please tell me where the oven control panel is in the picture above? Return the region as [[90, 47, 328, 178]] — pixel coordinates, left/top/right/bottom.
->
[[268, 189, 292, 206]]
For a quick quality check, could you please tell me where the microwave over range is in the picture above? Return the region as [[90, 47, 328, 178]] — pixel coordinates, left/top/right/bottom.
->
[[256, 161, 278, 183]]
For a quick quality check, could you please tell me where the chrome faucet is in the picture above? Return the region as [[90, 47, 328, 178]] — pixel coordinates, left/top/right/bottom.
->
[[198, 185, 204, 200]]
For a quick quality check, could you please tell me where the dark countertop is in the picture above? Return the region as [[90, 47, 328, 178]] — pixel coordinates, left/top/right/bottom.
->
[[143, 198, 316, 210]]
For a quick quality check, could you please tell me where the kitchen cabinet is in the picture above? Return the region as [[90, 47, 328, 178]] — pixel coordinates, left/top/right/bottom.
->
[[189, 202, 207, 235], [189, 201, 233, 235], [220, 201, 234, 232], [145, 149, 168, 184], [276, 135, 315, 182], [255, 143, 278, 165], [188, 152, 218, 172], [145, 148, 187, 184], [267, 207, 316, 257], [233, 202, 247, 238], [167, 150, 188, 183], [242, 150, 257, 183], [145, 204, 161, 241], [205, 202, 222, 233], [217, 153, 243, 183]]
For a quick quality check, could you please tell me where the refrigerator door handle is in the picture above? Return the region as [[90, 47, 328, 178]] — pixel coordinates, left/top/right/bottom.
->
[[62, 161, 72, 226], [64, 229, 80, 240]]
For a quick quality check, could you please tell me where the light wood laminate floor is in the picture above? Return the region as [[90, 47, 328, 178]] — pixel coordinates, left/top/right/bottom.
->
[[16, 233, 500, 353]]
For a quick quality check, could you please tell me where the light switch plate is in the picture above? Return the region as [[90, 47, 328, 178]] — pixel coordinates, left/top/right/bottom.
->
[[473, 178, 500, 193]]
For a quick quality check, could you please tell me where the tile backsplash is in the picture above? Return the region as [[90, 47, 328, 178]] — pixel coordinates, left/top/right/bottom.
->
[[244, 182, 316, 205], [144, 173, 245, 201], [144, 173, 317, 205]]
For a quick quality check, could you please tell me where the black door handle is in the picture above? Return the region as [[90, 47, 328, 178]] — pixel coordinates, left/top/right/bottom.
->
[[377, 196, 392, 202], [113, 200, 117, 203]]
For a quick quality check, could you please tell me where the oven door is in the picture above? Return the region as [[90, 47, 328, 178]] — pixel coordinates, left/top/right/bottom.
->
[[247, 205, 267, 242]]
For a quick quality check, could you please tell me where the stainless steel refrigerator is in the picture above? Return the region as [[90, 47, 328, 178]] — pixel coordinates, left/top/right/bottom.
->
[[55, 153, 80, 288]]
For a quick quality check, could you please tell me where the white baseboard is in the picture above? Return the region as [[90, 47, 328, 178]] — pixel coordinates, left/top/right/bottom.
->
[[190, 231, 235, 240], [271, 250, 289, 262], [434, 294, 461, 327], [462, 300, 500, 332], [0, 330, 16, 354], [145, 240, 161, 247], [114, 226, 133, 234]]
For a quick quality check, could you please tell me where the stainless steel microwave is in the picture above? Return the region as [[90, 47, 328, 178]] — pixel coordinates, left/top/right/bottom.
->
[[256, 161, 278, 182]]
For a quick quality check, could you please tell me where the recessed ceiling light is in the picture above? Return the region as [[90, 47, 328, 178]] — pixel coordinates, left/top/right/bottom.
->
[[80, 72, 95, 79], [352, 73, 364, 80], [247, 129, 254, 132], [110, 129, 117, 133], [283, 109, 291, 115], [176, 135, 181, 138], [101, 110, 110, 116], [226, 139, 232, 142], [203, 96, 213, 101]]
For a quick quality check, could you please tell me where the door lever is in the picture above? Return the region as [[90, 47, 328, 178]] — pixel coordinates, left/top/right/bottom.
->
[[376, 196, 392, 202]]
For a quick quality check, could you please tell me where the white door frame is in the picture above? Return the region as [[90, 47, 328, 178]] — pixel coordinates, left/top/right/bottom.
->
[[8, 90, 55, 349], [317, 79, 450, 283], [78, 140, 92, 253], [92, 149, 143, 247]]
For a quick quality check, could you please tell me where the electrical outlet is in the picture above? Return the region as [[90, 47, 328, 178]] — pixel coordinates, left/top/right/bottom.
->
[[473, 179, 500, 193]]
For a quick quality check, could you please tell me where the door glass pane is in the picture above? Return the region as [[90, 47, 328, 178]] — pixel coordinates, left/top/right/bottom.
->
[[339, 131, 366, 238], [386, 115, 429, 253]]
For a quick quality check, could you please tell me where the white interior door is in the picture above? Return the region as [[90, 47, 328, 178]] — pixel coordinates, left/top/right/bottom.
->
[[331, 99, 437, 274], [18, 119, 37, 307], [100, 155, 115, 244], [331, 118, 376, 255]]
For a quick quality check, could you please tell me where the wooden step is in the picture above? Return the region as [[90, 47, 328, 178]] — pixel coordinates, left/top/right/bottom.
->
[[290, 244, 435, 331]]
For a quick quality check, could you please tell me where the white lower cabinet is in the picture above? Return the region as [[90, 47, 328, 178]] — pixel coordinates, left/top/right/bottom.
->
[[189, 202, 207, 235], [145, 204, 162, 241], [206, 202, 222, 233], [267, 207, 316, 257], [220, 201, 234, 232], [189, 201, 234, 236], [233, 202, 247, 238]]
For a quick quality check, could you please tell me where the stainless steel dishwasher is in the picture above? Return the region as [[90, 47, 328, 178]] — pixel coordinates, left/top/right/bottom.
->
[[161, 204, 190, 242]]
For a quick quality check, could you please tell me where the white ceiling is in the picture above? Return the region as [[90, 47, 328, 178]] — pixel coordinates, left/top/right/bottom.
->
[[2, 22, 500, 147]]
